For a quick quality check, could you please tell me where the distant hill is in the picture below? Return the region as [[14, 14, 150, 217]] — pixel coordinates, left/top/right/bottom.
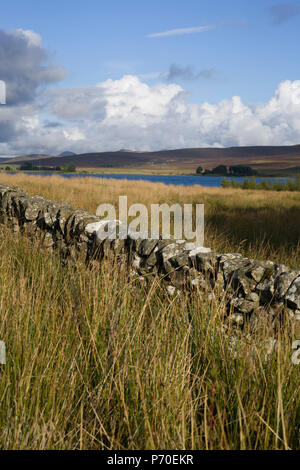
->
[[57, 151, 77, 157], [4, 145, 300, 173], [3, 154, 54, 163]]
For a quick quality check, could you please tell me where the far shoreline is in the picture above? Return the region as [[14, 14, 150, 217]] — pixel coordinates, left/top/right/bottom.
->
[[1, 167, 299, 178]]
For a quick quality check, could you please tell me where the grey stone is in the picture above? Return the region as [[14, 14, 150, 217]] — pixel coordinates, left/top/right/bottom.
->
[[132, 255, 142, 269], [255, 280, 275, 304], [193, 252, 218, 273], [145, 250, 158, 267], [218, 253, 242, 263], [169, 252, 189, 268], [230, 297, 259, 314], [190, 273, 207, 290], [42, 232, 54, 248], [168, 266, 189, 288], [285, 276, 300, 310], [183, 242, 196, 251], [156, 239, 175, 252], [188, 246, 211, 261], [245, 292, 260, 303], [232, 268, 256, 295], [139, 238, 158, 256], [228, 313, 244, 326], [160, 243, 188, 273], [274, 271, 300, 300], [248, 263, 267, 283], [166, 285, 176, 296], [24, 202, 42, 221], [220, 256, 249, 283]]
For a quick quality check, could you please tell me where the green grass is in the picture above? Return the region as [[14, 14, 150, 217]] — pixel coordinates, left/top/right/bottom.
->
[[0, 229, 299, 450], [222, 176, 300, 192]]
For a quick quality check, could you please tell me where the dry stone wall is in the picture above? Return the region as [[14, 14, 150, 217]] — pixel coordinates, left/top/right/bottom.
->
[[0, 184, 300, 325]]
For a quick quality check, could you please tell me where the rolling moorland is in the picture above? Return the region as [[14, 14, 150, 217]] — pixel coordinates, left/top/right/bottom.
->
[[0, 173, 299, 450], [2, 144, 300, 175]]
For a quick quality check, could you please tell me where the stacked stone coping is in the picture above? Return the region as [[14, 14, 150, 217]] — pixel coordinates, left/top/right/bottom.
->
[[0, 183, 300, 325]]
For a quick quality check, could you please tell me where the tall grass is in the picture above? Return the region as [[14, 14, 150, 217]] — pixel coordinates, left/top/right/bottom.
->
[[0, 229, 299, 449], [0, 173, 299, 268], [0, 175, 299, 449]]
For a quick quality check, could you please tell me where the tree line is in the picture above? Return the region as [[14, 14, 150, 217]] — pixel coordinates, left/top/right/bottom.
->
[[221, 175, 300, 191], [18, 162, 76, 172], [196, 165, 258, 176]]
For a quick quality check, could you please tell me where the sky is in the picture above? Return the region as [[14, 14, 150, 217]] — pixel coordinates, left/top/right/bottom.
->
[[1, 0, 300, 156]]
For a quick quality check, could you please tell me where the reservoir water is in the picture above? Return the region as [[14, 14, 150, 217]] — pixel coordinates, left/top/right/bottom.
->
[[22, 172, 296, 188]]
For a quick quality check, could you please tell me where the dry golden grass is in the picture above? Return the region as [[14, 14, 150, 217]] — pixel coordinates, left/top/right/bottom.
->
[[0, 173, 299, 268], [0, 229, 299, 449], [0, 175, 299, 449]]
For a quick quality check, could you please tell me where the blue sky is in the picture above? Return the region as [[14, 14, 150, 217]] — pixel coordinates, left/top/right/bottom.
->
[[2, 0, 300, 102], [1, 1, 300, 154]]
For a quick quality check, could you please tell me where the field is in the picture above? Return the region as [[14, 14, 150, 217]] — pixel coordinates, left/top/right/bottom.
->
[[0, 173, 299, 268], [0, 173, 299, 450]]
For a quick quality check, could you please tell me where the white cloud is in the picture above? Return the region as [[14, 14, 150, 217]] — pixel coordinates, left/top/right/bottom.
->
[[3, 28, 300, 157], [12, 29, 42, 47], [43, 77, 300, 152], [2, 28, 300, 158], [0, 28, 65, 106], [147, 25, 215, 38], [2, 73, 300, 156], [63, 128, 85, 141]]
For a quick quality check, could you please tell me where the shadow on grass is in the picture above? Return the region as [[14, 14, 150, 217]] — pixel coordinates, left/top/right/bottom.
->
[[206, 205, 300, 267]]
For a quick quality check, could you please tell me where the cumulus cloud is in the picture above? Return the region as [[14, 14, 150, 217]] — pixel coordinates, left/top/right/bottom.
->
[[268, 3, 300, 25], [0, 28, 65, 106], [3, 76, 300, 156], [44, 77, 300, 150], [147, 25, 215, 38], [12, 29, 42, 47], [0, 28, 65, 153], [49, 75, 185, 125], [1, 27, 300, 156]]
